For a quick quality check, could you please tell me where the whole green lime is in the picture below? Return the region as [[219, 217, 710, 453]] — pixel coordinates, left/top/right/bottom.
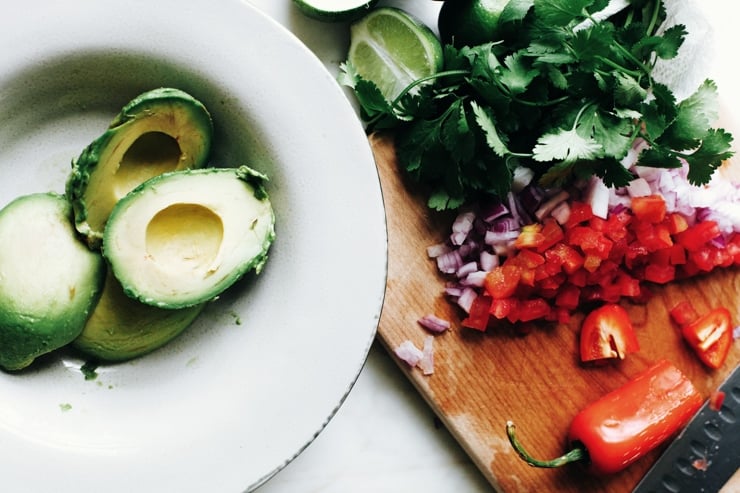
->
[[438, 0, 510, 48]]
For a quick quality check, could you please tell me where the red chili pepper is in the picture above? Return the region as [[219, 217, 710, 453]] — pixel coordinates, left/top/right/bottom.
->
[[680, 307, 733, 369], [506, 360, 703, 475], [579, 304, 639, 363]]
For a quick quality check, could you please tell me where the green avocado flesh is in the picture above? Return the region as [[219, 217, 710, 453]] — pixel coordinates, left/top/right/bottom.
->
[[66, 87, 213, 248], [0, 193, 105, 371], [103, 166, 275, 309], [73, 271, 204, 362]]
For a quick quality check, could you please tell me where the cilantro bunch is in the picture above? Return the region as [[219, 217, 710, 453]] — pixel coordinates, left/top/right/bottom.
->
[[340, 0, 734, 210]]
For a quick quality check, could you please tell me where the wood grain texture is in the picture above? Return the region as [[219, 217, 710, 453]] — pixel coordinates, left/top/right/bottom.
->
[[371, 131, 740, 493]]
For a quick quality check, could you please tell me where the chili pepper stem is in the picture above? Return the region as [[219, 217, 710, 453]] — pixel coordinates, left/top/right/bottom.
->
[[506, 421, 587, 468]]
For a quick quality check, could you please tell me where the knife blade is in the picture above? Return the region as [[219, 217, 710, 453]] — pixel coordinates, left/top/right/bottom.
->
[[632, 364, 740, 493]]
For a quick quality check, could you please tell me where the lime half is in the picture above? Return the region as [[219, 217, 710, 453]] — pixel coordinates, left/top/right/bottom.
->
[[347, 7, 444, 101], [293, 0, 379, 23]]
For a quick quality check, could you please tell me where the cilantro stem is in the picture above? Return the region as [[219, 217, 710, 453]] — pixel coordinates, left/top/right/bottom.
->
[[646, 0, 662, 37]]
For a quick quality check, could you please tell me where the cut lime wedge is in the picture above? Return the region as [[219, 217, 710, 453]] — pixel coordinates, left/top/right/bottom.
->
[[347, 7, 444, 101], [293, 0, 378, 23]]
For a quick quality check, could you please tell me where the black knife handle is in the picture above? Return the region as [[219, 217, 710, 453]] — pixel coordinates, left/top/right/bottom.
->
[[632, 367, 740, 493]]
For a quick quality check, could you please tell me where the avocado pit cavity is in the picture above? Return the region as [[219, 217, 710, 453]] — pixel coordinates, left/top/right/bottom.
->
[[145, 203, 224, 277], [115, 131, 182, 199]]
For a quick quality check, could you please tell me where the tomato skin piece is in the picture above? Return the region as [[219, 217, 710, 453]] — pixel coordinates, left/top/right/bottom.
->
[[681, 307, 733, 369], [579, 304, 639, 363], [568, 360, 703, 474]]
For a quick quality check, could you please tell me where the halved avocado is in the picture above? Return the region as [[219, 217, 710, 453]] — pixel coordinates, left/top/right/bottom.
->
[[103, 166, 275, 309], [66, 87, 213, 248], [73, 271, 205, 362], [0, 193, 105, 371]]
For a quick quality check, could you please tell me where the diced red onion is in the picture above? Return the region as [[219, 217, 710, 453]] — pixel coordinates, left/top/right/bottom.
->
[[550, 201, 571, 225], [450, 211, 476, 246], [479, 250, 499, 272], [436, 250, 463, 274], [584, 177, 610, 219], [456, 261, 479, 278], [426, 242, 450, 258], [511, 165, 535, 192], [490, 216, 520, 233], [419, 336, 435, 375], [418, 314, 451, 334], [480, 203, 510, 224], [461, 270, 487, 287], [534, 190, 570, 221], [626, 177, 652, 197], [485, 230, 520, 245], [519, 184, 546, 214], [457, 286, 478, 313], [394, 340, 424, 367]]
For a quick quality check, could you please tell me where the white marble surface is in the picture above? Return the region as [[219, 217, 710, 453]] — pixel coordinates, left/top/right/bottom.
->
[[246, 1, 739, 492]]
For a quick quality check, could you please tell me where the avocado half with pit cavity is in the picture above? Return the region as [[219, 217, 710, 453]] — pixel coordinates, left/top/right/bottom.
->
[[0, 193, 105, 371], [73, 271, 205, 362], [103, 166, 275, 309], [66, 87, 213, 248]]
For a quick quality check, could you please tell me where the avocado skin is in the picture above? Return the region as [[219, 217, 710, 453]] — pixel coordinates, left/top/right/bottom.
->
[[73, 271, 204, 362], [0, 193, 105, 371], [66, 87, 214, 249]]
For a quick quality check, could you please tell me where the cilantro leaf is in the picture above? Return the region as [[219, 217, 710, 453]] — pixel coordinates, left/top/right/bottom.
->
[[684, 128, 735, 184], [471, 101, 510, 157], [534, 0, 594, 27], [659, 79, 719, 150]]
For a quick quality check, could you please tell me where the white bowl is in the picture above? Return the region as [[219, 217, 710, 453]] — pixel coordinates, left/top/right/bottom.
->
[[0, 1, 387, 491]]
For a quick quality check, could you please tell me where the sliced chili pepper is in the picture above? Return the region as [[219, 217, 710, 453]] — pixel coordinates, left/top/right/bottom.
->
[[579, 304, 639, 363], [681, 307, 733, 369], [506, 360, 703, 475]]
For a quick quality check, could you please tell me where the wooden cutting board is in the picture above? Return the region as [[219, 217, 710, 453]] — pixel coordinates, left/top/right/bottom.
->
[[371, 131, 740, 493]]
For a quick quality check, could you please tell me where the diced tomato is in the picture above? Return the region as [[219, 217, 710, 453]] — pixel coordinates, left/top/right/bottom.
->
[[675, 221, 721, 251], [670, 300, 700, 327], [602, 210, 632, 242], [515, 223, 545, 249], [545, 243, 584, 274], [681, 307, 733, 369], [484, 264, 521, 299], [664, 213, 688, 235], [461, 295, 492, 331], [555, 283, 581, 310], [633, 221, 672, 252], [643, 263, 675, 284], [517, 298, 551, 322], [566, 201, 594, 228], [615, 273, 641, 298], [668, 244, 687, 265], [489, 297, 517, 320], [535, 218, 565, 253], [579, 304, 640, 363], [631, 195, 666, 223], [583, 254, 603, 273], [568, 227, 613, 259]]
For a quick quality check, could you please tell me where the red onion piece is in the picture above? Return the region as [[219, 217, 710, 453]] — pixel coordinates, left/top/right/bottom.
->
[[418, 314, 451, 334]]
